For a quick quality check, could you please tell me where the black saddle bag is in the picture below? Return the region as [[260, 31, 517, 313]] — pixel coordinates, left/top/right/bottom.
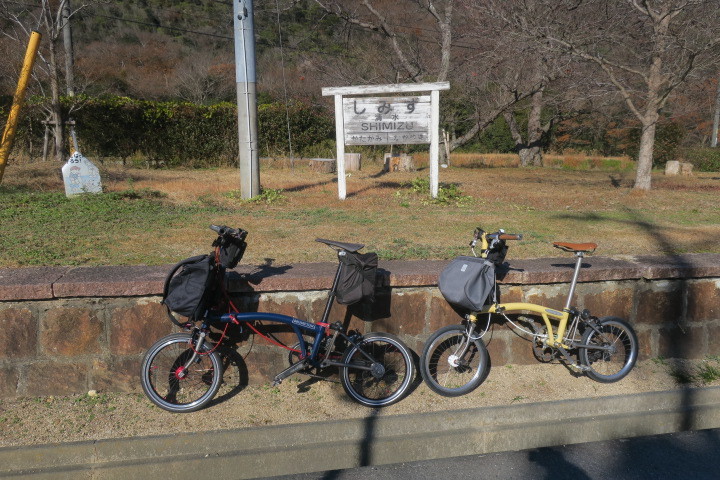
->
[[336, 251, 379, 305]]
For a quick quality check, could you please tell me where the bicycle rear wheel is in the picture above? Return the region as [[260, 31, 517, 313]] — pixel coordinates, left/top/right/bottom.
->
[[579, 317, 638, 383], [340, 333, 414, 407], [420, 324, 489, 397], [140, 332, 223, 413]]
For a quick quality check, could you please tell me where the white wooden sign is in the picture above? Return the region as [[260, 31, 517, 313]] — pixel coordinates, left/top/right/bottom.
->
[[322, 82, 450, 200], [62, 152, 102, 197], [343, 96, 431, 145]]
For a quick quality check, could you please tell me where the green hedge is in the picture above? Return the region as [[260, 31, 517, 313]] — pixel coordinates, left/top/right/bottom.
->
[[4, 96, 334, 167], [681, 148, 720, 172]]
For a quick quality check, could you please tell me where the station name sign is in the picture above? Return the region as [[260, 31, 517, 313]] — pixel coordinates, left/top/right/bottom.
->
[[342, 95, 431, 145]]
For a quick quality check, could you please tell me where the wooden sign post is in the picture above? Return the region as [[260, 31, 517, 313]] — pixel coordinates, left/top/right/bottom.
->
[[322, 82, 450, 200]]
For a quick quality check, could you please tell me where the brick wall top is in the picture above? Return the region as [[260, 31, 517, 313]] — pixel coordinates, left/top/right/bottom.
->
[[0, 253, 718, 302]]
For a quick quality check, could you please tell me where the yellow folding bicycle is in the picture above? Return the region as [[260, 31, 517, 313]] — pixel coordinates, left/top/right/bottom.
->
[[420, 227, 638, 397]]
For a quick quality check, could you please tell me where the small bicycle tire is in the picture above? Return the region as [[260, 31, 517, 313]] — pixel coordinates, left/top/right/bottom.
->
[[140, 332, 223, 413], [420, 324, 490, 397], [579, 317, 638, 383], [340, 332, 414, 407]]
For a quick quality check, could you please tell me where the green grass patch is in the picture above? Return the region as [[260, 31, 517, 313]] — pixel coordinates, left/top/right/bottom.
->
[[397, 177, 472, 207], [226, 187, 286, 204], [374, 237, 465, 260], [660, 356, 720, 386], [0, 188, 216, 266]]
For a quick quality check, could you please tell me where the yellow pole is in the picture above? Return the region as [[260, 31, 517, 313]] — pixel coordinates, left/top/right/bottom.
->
[[0, 31, 42, 184]]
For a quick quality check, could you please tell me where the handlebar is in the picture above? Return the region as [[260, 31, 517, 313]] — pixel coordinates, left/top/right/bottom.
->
[[470, 227, 522, 257], [210, 224, 248, 241], [472, 227, 522, 244]]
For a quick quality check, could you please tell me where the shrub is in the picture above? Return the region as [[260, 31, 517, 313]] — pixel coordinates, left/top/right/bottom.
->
[[7, 95, 334, 167], [681, 148, 720, 172]]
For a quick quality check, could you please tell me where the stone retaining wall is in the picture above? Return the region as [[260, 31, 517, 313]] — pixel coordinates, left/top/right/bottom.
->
[[1, 254, 718, 399]]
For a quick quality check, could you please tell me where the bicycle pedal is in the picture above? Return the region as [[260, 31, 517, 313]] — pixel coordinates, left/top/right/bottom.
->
[[570, 364, 590, 372]]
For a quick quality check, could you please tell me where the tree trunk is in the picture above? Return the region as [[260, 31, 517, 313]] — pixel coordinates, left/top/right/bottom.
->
[[526, 89, 544, 166], [518, 146, 543, 167], [505, 88, 546, 167], [48, 32, 66, 162], [635, 119, 656, 190]]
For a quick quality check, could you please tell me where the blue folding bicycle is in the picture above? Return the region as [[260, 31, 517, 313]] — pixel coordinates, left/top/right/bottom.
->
[[140, 225, 415, 413]]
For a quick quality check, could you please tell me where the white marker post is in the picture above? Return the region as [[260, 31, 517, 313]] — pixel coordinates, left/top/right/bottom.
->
[[322, 82, 450, 200], [62, 152, 102, 197]]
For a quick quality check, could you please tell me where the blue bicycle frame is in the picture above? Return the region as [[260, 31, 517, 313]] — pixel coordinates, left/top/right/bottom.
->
[[201, 251, 373, 383], [209, 311, 330, 362]]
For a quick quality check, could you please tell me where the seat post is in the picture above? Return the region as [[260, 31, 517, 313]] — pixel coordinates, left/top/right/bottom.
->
[[563, 251, 585, 311], [319, 251, 345, 324]]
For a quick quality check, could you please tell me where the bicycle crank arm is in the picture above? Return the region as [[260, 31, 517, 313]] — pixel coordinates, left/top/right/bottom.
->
[[576, 344, 615, 352], [555, 345, 591, 372], [272, 359, 309, 386], [321, 360, 374, 372]]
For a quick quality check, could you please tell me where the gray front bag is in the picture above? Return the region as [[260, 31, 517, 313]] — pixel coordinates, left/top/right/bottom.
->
[[438, 256, 495, 311]]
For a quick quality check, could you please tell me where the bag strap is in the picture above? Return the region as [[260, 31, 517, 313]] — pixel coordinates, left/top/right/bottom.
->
[[162, 254, 209, 327]]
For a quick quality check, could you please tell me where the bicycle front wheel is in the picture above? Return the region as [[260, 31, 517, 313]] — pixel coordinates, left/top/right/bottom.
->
[[420, 324, 489, 397], [579, 317, 638, 383], [140, 332, 223, 413], [340, 333, 414, 407]]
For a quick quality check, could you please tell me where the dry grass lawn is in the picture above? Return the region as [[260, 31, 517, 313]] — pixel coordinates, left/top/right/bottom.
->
[[2, 155, 719, 267]]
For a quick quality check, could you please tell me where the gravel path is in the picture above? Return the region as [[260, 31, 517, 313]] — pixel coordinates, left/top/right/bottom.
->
[[1, 359, 711, 448]]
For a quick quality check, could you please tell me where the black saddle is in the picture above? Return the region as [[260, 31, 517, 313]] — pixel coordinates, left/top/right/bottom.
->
[[315, 238, 364, 253]]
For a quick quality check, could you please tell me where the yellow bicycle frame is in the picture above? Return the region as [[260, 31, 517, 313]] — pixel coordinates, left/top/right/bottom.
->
[[475, 303, 571, 347]]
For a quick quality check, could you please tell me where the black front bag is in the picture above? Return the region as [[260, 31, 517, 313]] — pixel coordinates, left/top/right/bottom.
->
[[163, 254, 217, 325], [336, 251, 379, 305], [438, 256, 495, 311]]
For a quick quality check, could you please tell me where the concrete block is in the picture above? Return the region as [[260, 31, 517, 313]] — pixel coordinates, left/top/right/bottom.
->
[[686, 280, 719, 322], [665, 160, 680, 175], [25, 361, 88, 396], [91, 357, 143, 393], [658, 324, 705, 359], [428, 295, 463, 332], [636, 329, 654, 360], [0, 307, 37, 358], [636, 282, 683, 326], [707, 323, 720, 356], [0, 365, 19, 397], [41, 307, 104, 356], [580, 285, 634, 319], [373, 290, 428, 336], [110, 301, 171, 355]]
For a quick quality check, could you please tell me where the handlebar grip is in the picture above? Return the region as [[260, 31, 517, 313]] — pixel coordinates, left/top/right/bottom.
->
[[498, 233, 522, 241]]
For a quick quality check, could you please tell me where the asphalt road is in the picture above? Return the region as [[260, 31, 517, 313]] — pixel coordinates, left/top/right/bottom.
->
[[268, 428, 720, 480]]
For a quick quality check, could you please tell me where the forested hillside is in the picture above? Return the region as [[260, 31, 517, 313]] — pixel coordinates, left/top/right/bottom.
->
[[1, 1, 719, 176]]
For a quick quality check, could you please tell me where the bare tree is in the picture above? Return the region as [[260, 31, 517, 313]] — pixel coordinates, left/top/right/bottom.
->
[[496, 0, 720, 189], [175, 52, 235, 104], [504, 88, 551, 166], [311, 0, 554, 158], [0, 0, 99, 161]]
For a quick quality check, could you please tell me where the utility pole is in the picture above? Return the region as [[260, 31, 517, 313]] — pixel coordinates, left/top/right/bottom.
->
[[233, 0, 260, 198], [712, 72, 720, 148]]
